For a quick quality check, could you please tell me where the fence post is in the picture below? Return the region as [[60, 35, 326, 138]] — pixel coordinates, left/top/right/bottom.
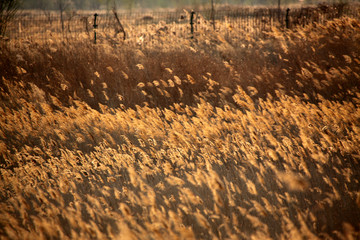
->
[[278, 0, 281, 22], [190, 11, 195, 39], [285, 8, 290, 29], [210, 0, 215, 30], [93, 13, 98, 44]]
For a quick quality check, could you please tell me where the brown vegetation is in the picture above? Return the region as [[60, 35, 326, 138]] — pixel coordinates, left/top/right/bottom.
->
[[0, 14, 359, 240]]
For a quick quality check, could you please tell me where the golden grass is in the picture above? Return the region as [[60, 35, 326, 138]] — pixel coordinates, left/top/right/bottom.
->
[[0, 14, 360, 240]]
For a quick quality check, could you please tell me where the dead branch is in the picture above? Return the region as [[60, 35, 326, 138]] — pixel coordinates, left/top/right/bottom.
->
[[112, 8, 126, 41]]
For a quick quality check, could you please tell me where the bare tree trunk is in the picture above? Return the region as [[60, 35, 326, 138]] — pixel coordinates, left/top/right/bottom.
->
[[59, 1, 64, 32], [57, 0, 68, 33]]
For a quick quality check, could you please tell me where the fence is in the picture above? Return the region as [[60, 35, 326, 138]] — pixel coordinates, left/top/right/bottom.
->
[[3, 3, 360, 43]]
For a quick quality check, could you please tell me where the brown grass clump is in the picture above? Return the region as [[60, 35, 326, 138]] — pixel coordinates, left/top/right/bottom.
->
[[0, 13, 360, 240]]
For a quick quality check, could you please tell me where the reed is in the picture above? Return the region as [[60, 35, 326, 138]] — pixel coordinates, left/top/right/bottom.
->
[[0, 13, 359, 240]]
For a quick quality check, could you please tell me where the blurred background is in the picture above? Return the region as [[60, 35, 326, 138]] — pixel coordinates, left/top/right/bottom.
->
[[20, 0, 355, 10]]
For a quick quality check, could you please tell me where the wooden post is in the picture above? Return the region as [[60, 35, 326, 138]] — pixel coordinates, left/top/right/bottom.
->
[[278, 0, 281, 22], [210, 0, 215, 30], [190, 11, 195, 39], [285, 8, 290, 29], [60, 2, 65, 32], [93, 13, 98, 44]]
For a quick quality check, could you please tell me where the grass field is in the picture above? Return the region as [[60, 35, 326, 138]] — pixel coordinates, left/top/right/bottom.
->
[[0, 14, 360, 239]]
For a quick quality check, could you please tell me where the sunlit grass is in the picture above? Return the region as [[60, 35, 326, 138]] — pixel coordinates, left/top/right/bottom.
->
[[0, 10, 360, 240]]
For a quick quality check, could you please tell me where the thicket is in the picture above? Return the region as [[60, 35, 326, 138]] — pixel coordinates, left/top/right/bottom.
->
[[1, 17, 359, 111]]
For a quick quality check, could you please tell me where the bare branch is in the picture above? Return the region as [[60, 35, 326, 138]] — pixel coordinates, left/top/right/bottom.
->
[[0, 0, 20, 37], [112, 8, 126, 41]]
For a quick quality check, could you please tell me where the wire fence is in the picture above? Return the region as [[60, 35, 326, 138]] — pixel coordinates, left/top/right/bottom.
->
[[3, 3, 360, 43]]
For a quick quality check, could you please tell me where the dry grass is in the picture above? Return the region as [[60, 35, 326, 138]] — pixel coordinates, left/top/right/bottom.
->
[[0, 13, 360, 240]]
